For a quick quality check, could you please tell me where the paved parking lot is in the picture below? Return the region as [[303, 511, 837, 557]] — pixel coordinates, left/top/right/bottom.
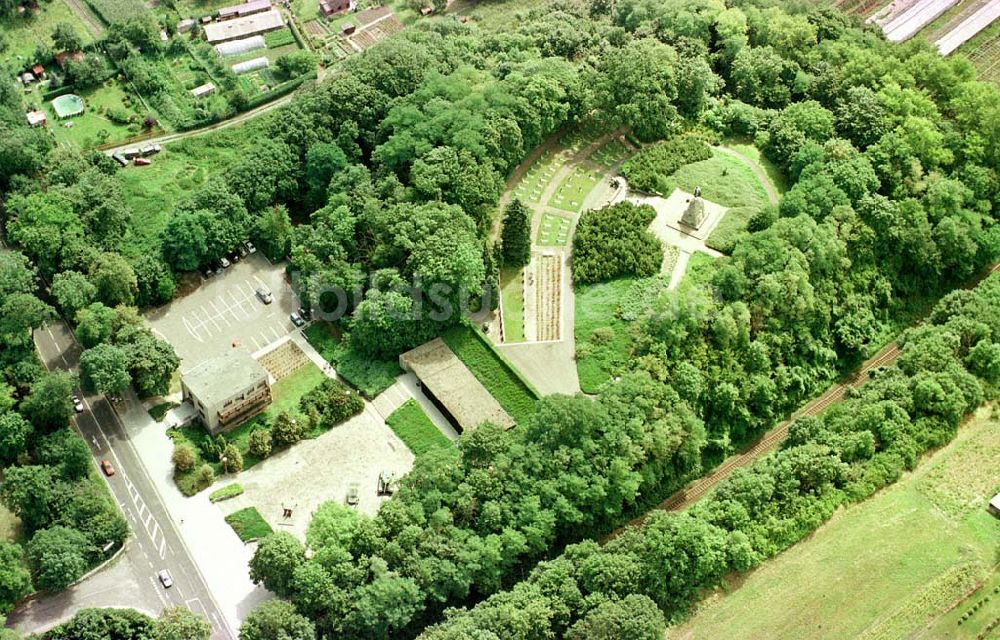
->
[[145, 254, 301, 371]]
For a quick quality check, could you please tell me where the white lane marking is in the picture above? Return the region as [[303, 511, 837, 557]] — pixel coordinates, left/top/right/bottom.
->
[[159, 538, 167, 558], [251, 336, 262, 351], [209, 300, 231, 327], [150, 576, 169, 607]]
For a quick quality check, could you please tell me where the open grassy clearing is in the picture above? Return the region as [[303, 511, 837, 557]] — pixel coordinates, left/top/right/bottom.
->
[[0, 0, 97, 66], [224, 506, 273, 541], [660, 150, 769, 209], [385, 399, 453, 456], [117, 130, 243, 256], [706, 206, 757, 254], [574, 277, 641, 394], [722, 138, 789, 194], [0, 502, 23, 544], [548, 165, 603, 213], [499, 266, 525, 343], [35, 81, 145, 149], [303, 321, 401, 397], [537, 212, 572, 246], [441, 324, 539, 424], [670, 405, 1000, 640]]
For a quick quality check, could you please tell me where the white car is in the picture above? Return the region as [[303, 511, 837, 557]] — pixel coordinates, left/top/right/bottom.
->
[[71, 395, 84, 413], [158, 569, 173, 588], [244, 240, 256, 254]]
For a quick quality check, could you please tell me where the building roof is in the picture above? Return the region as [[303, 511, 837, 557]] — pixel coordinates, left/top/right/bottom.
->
[[218, 0, 271, 17], [991, 493, 1000, 511], [26, 110, 46, 126], [54, 50, 84, 68], [203, 8, 283, 42], [400, 338, 515, 431], [191, 82, 216, 97], [182, 348, 269, 408]]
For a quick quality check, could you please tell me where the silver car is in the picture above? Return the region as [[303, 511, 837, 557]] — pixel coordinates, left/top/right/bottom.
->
[[158, 569, 173, 588]]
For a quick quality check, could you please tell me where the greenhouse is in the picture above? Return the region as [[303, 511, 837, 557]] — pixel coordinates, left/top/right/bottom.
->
[[231, 56, 270, 75], [215, 35, 266, 57]]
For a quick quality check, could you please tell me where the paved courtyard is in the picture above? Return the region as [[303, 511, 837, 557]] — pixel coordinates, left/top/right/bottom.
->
[[217, 403, 415, 540], [145, 254, 300, 371]]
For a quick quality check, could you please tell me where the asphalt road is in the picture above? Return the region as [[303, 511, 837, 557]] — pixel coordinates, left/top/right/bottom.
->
[[8, 321, 234, 639]]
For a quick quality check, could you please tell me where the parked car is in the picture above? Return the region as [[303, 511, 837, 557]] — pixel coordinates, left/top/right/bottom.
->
[[256, 286, 273, 304], [230, 251, 240, 263], [100, 460, 115, 476], [157, 570, 173, 588], [219, 257, 231, 269], [71, 395, 84, 413], [298, 306, 311, 321], [346, 483, 360, 506], [290, 311, 305, 327], [109, 394, 122, 404], [201, 267, 215, 278], [237, 245, 248, 258], [244, 240, 256, 254]]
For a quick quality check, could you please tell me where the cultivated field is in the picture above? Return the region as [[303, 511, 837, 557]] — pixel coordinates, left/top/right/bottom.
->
[[0, 0, 97, 65], [670, 405, 1000, 640]]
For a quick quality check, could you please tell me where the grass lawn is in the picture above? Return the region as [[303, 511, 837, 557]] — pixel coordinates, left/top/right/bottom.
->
[[303, 321, 401, 397], [660, 151, 769, 210], [513, 148, 560, 204], [0, 0, 97, 66], [671, 405, 1000, 640], [722, 138, 789, 195], [209, 483, 244, 503], [169, 363, 326, 495], [34, 81, 144, 149], [441, 324, 539, 424], [589, 138, 631, 169], [386, 399, 454, 456], [537, 213, 572, 246], [0, 502, 22, 544], [574, 277, 640, 394], [148, 401, 178, 422], [705, 206, 757, 254], [224, 507, 273, 542], [548, 165, 603, 213], [500, 266, 525, 343]]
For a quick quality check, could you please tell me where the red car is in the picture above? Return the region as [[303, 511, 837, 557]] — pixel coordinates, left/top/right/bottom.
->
[[100, 460, 115, 476]]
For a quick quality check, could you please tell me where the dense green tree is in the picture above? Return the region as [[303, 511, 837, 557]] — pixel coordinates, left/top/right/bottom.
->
[[252, 205, 294, 261], [247, 429, 272, 459], [597, 38, 679, 141], [51, 271, 97, 320], [155, 606, 211, 640], [51, 22, 83, 52], [44, 607, 156, 639], [76, 302, 117, 348], [276, 51, 316, 80], [239, 600, 316, 640], [21, 372, 75, 432], [249, 532, 306, 597], [27, 526, 89, 592], [221, 444, 243, 474], [271, 412, 305, 446], [0, 411, 32, 463], [172, 443, 196, 472], [500, 200, 531, 267], [118, 325, 179, 397], [0, 251, 37, 298], [87, 252, 138, 307], [37, 429, 92, 480], [0, 293, 52, 351], [0, 542, 31, 614], [162, 211, 210, 272], [80, 343, 131, 395], [564, 595, 666, 640]]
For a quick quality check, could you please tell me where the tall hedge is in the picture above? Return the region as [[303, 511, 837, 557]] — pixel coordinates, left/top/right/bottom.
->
[[572, 201, 663, 284]]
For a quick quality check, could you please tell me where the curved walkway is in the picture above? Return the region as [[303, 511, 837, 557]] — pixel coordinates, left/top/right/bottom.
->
[[713, 145, 780, 205]]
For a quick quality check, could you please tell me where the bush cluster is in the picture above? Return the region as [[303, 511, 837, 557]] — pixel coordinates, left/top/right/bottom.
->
[[621, 134, 713, 193], [572, 201, 663, 285]]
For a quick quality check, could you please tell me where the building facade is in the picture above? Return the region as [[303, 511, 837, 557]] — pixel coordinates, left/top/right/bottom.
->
[[181, 348, 272, 434]]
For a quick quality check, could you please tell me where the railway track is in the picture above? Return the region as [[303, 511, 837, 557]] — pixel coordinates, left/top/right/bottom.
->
[[601, 340, 902, 541]]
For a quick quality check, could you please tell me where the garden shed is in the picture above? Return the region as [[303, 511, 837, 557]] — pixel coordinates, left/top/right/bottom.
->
[[989, 493, 1000, 518]]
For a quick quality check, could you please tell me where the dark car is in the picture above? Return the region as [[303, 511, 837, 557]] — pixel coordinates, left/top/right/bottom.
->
[[290, 311, 305, 327], [230, 252, 240, 264], [298, 306, 311, 321]]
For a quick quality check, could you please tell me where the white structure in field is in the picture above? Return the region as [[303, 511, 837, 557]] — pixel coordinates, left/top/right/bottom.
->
[[191, 82, 216, 98], [232, 56, 269, 74], [215, 35, 266, 57], [935, 0, 1000, 55], [203, 8, 284, 43]]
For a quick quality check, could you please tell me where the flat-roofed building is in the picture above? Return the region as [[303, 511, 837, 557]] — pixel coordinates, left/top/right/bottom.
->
[[203, 8, 284, 43], [26, 110, 46, 127], [181, 348, 272, 434], [218, 0, 271, 20], [191, 82, 216, 98], [400, 338, 515, 433]]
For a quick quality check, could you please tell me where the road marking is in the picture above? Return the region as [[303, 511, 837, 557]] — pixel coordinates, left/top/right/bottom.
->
[[209, 300, 231, 327], [251, 336, 262, 350], [270, 325, 282, 341], [150, 576, 169, 607], [159, 538, 167, 558]]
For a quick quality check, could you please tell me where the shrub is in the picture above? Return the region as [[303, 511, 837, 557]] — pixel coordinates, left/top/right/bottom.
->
[[171, 443, 196, 472], [248, 429, 272, 458], [221, 444, 243, 474], [572, 201, 663, 285], [621, 134, 713, 194], [209, 484, 244, 503], [271, 412, 304, 446], [299, 379, 364, 431], [196, 463, 214, 487]]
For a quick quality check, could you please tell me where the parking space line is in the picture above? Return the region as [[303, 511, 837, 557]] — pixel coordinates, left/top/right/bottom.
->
[[251, 336, 262, 351], [270, 325, 282, 341], [201, 305, 222, 333], [182, 315, 204, 343], [227, 289, 248, 323], [209, 300, 231, 328]]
